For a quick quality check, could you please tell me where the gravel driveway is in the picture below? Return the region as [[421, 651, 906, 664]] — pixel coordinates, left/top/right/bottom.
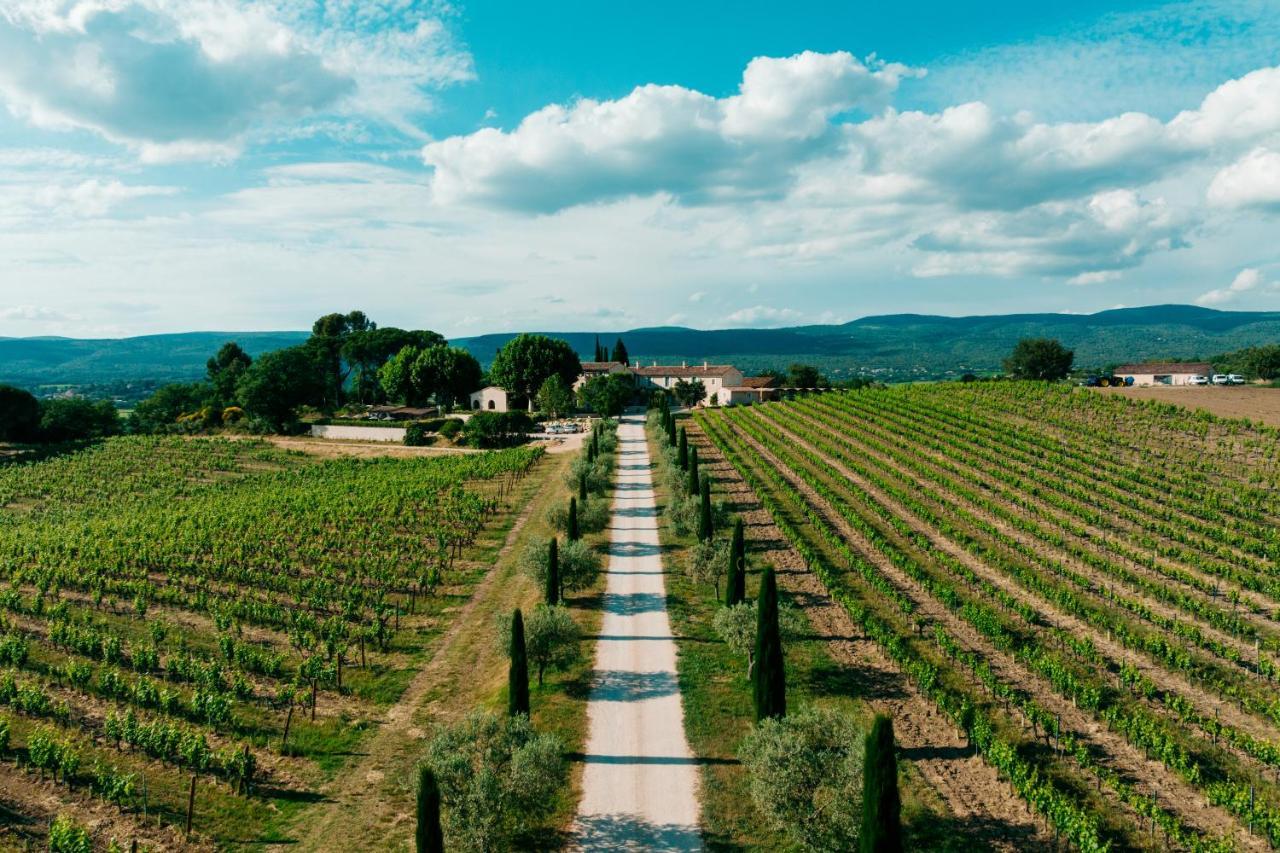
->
[[572, 415, 701, 850]]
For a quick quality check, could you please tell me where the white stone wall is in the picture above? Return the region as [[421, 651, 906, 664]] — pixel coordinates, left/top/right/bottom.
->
[[309, 424, 406, 442]]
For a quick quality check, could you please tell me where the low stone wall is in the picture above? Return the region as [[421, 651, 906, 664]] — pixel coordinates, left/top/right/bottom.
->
[[309, 424, 406, 442]]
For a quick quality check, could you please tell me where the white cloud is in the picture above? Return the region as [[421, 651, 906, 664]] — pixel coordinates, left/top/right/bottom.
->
[[723, 305, 804, 327], [0, 304, 70, 322], [1068, 270, 1122, 286], [910, 190, 1190, 278], [1195, 267, 1275, 305], [1208, 147, 1280, 211], [0, 1, 470, 159], [422, 51, 917, 211], [32, 179, 177, 217]]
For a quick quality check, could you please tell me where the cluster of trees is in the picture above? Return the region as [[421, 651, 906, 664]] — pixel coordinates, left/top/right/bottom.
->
[[761, 363, 829, 388], [1210, 344, 1280, 380], [1003, 338, 1075, 381], [0, 385, 120, 444], [128, 312, 462, 434], [591, 335, 629, 365]]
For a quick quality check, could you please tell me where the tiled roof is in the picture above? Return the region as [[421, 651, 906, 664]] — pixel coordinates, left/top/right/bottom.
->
[[632, 365, 738, 377], [581, 361, 627, 371], [1115, 362, 1212, 374], [741, 376, 778, 388]]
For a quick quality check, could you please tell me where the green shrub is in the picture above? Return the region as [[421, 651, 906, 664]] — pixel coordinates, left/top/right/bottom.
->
[[404, 422, 434, 447], [546, 496, 609, 535], [423, 711, 566, 850], [462, 411, 533, 448], [438, 418, 462, 439], [739, 708, 865, 851], [48, 815, 92, 853], [521, 537, 600, 596]]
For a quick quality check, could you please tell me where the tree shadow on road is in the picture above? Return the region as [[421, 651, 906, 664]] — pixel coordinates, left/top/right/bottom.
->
[[570, 812, 703, 852]]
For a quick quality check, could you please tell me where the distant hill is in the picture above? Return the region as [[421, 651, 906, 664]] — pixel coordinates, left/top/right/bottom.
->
[[4, 305, 1280, 389], [0, 331, 309, 387], [452, 305, 1280, 380]]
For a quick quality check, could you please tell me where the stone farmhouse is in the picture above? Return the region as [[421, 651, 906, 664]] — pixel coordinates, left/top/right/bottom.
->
[[471, 359, 790, 412]]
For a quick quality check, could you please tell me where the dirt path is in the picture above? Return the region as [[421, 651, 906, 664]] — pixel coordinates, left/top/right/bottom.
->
[[571, 415, 701, 851], [278, 461, 548, 852], [688, 420, 1049, 851]]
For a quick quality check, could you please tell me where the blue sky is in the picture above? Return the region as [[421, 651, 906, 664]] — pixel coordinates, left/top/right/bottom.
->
[[1, 0, 1280, 338]]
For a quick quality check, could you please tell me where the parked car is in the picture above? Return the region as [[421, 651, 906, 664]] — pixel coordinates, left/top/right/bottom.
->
[[1212, 374, 1230, 385], [1228, 374, 1247, 385], [1188, 375, 1210, 386]]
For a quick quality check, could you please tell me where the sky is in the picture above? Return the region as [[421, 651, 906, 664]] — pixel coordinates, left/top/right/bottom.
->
[[2, 0, 1280, 339]]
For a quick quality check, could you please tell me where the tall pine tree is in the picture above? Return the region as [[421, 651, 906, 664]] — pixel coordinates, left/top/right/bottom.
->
[[678, 428, 689, 470], [725, 517, 746, 605], [688, 446, 700, 496], [546, 537, 560, 605], [860, 715, 902, 853], [698, 477, 713, 541], [611, 337, 629, 365], [567, 497, 580, 541], [415, 766, 444, 853], [753, 568, 785, 721], [509, 609, 530, 716]]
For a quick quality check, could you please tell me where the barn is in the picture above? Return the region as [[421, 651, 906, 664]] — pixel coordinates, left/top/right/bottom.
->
[[1115, 362, 1213, 386]]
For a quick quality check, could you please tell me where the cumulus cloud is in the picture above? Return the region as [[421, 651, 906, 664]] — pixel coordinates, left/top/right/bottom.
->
[[32, 179, 177, 217], [422, 51, 917, 211], [1208, 147, 1280, 211], [0, 1, 469, 159], [910, 190, 1190, 278], [724, 305, 804, 327], [1195, 268, 1275, 305], [0, 305, 70, 322]]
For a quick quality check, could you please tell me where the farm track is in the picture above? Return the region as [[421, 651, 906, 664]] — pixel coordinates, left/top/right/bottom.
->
[[687, 423, 1050, 850], [722, 415, 1251, 848]]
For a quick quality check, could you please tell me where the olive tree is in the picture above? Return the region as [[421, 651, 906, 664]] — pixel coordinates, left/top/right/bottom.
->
[[739, 708, 865, 851], [713, 601, 806, 679], [499, 604, 582, 686], [521, 537, 600, 599], [423, 711, 566, 850]]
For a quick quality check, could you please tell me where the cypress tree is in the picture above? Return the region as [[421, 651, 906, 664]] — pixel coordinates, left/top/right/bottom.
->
[[860, 715, 902, 853], [725, 517, 746, 605], [666, 411, 676, 446], [753, 568, 785, 721], [678, 428, 689, 470], [415, 766, 444, 853], [698, 477, 713, 541], [579, 472, 588, 502], [568, 497, 581, 540], [509, 609, 530, 716], [546, 538, 560, 605], [688, 446, 700, 496]]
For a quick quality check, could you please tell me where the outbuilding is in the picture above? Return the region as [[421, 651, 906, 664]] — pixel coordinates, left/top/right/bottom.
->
[[1114, 362, 1213, 386], [469, 385, 510, 411]]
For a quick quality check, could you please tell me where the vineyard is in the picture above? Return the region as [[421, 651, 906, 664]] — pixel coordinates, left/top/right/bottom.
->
[[0, 436, 543, 848], [697, 383, 1280, 852]]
